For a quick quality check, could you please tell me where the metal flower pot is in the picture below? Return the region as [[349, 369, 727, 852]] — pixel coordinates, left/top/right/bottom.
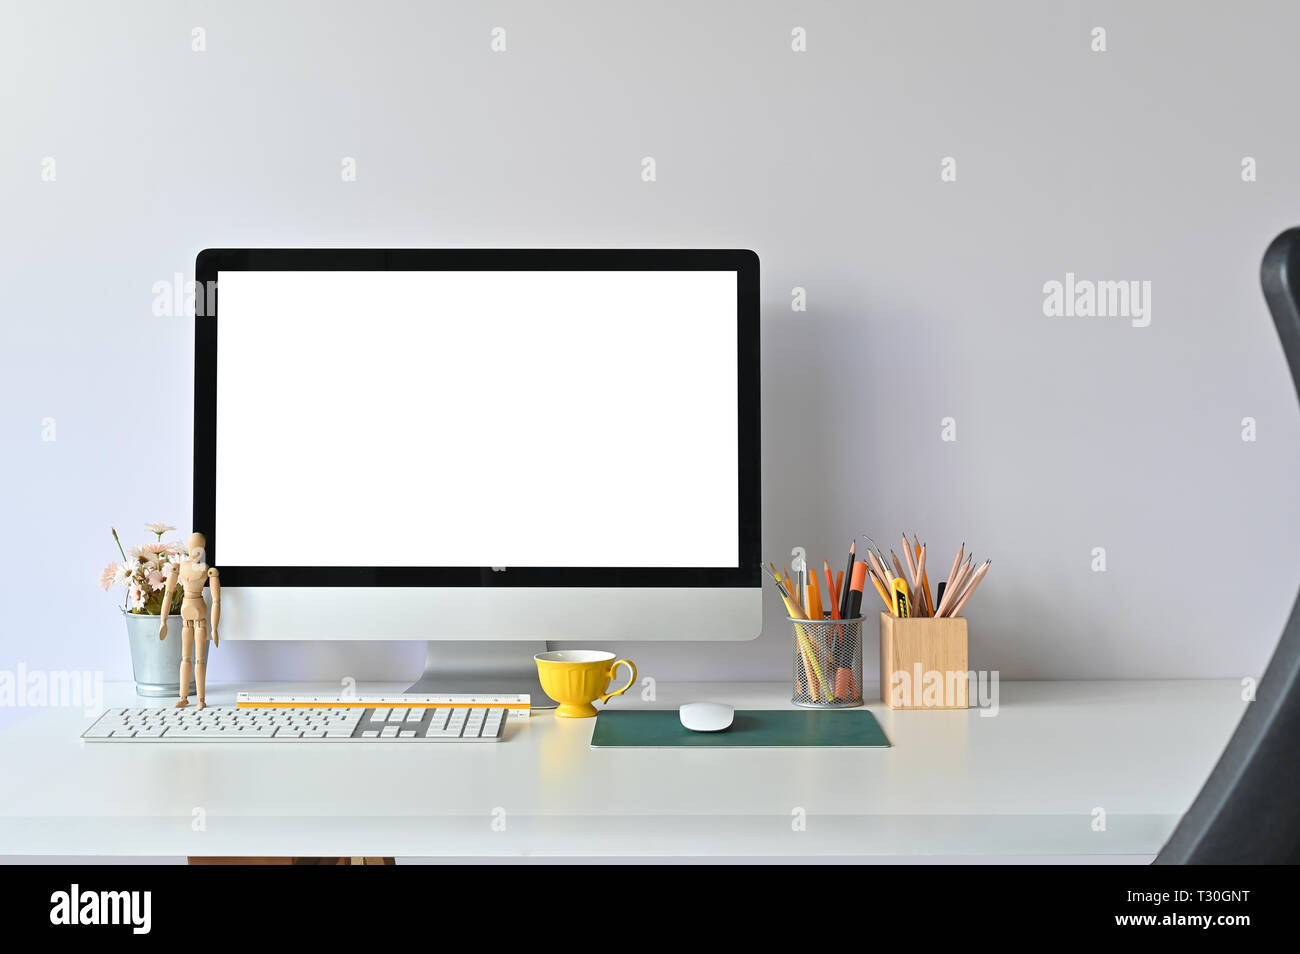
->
[[122, 609, 195, 697]]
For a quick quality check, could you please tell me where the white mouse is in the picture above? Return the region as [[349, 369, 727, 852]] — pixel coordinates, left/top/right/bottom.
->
[[679, 702, 734, 732]]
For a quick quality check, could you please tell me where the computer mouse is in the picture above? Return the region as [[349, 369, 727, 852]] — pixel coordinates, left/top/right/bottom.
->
[[679, 702, 734, 732]]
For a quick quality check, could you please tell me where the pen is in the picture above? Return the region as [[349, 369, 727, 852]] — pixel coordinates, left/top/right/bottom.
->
[[845, 560, 868, 620], [838, 540, 856, 619]]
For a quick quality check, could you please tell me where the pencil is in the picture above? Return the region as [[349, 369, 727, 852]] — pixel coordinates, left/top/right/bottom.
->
[[865, 536, 894, 590], [866, 549, 891, 595], [940, 557, 975, 617], [913, 536, 934, 617], [890, 551, 913, 607], [935, 542, 965, 616], [901, 534, 918, 589], [913, 542, 930, 618], [781, 590, 825, 700], [806, 567, 824, 619], [771, 568, 833, 700], [941, 557, 978, 617], [947, 561, 991, 617], [824, 559, 841, 620], [867, 566, 892, 609]]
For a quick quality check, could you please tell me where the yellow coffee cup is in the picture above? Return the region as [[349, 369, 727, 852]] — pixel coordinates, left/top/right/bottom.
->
[[534, 650, 637, 719]]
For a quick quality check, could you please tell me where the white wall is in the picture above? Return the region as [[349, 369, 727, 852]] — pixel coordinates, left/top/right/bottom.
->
[[3, 0, 1299, 688]]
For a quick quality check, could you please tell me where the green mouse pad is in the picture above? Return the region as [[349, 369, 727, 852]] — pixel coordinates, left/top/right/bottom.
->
[[590, 709, 890, 748]]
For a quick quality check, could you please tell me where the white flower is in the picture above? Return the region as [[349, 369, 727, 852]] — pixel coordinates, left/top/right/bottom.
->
[[145, 523, 176, 535], [112, 563, 134, 587], [129, 583, 146, 610]]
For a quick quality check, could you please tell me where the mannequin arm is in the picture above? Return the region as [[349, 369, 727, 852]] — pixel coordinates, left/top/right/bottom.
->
[[158, 564, 178, 640], [208, 567, 220, 645]]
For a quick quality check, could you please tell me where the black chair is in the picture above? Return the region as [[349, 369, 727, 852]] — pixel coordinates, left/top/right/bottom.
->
[[1155, 228, 1300, 863]]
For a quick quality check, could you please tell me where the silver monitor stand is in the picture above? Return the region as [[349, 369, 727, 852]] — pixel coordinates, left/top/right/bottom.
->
[[406, 640, 556, 709]]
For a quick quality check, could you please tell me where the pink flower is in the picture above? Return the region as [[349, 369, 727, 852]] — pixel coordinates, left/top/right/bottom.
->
[[147, 569, 167, 591], [129, 583, 146, 610], [98, 563, 118, 591]]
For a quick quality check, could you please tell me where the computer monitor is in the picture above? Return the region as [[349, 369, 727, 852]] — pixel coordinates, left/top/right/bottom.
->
[[193, 249, 761, 700]]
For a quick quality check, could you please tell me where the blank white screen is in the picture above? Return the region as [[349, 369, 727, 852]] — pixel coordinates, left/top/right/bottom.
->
[[214, 270, 739, 567]]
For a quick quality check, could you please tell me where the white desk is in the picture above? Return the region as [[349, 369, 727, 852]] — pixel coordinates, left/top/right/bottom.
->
[[0, 680, 1245, 860]]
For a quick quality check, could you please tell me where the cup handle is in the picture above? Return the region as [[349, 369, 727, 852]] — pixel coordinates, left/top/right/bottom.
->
[[599, 658, 638, 704]]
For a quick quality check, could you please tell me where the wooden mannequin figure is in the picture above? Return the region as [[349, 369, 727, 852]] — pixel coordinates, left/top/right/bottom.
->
[[159, 532, 221, 708]]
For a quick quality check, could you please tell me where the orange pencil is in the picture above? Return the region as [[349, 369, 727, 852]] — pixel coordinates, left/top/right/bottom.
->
[[806, 568, 824, 619], [865, 565, 892, 609], [823, 559, 841, 620]]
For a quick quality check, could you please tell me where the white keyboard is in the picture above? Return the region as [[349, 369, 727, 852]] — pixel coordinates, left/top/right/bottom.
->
[[82, 700, 519, 743]]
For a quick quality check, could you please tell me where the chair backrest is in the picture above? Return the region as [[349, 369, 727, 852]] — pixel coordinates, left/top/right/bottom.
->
[[1155, 228, 1300, 863]]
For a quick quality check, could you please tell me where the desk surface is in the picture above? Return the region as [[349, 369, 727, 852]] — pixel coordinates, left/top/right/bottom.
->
[[0, 680, 1245, 859]]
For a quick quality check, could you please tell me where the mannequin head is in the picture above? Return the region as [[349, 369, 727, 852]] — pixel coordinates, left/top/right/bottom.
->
[[187, 531, 207, 566]]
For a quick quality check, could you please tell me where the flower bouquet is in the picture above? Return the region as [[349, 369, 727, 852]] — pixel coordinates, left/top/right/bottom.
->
[[99, 523, 193, 696], [100, 523, 186, 615]]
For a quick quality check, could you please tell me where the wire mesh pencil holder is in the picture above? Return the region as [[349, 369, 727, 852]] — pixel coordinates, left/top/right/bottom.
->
[[789, 616, 864, 708]]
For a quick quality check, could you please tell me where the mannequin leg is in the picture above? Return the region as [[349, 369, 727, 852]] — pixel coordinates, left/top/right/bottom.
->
[[194, 620, 209, 709], [176, 624, 195, 708]]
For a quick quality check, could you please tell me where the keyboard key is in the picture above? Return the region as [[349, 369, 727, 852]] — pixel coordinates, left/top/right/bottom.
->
[[389, 708, 408, 722]]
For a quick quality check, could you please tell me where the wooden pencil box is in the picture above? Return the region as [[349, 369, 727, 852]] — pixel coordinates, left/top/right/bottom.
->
[[878, 612, 968, 709]]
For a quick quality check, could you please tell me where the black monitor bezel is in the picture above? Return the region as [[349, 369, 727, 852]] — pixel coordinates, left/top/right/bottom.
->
[[193, 248, 760, 588]]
